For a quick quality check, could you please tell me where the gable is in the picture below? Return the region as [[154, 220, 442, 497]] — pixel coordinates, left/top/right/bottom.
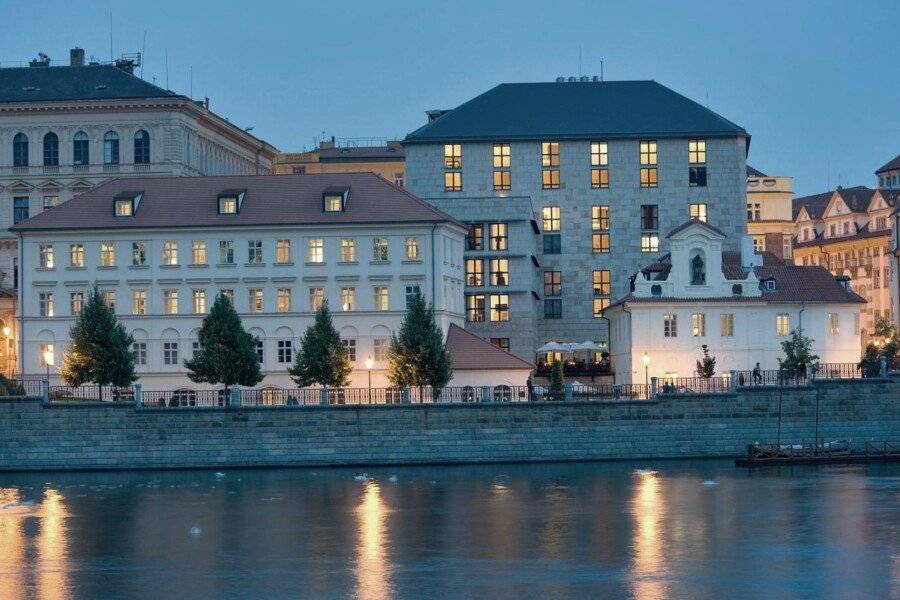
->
[[867, 192, 890, 214], [823, 193, 849, 219]]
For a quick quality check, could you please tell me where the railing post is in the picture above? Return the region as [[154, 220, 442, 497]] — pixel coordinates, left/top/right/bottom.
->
[[880, 356, 888, 378], [133, 383, 142, 409], [650, 377, 658, 398], [401, 386, 411, 404], [729, 370, 737, 392], [41, 379, 49, 404], [612, 384, 621, 400], [481, 386, 491, 403], [229, 387, 241, 407], [319, 387, 329, 406], [563, 383, 573, 402]]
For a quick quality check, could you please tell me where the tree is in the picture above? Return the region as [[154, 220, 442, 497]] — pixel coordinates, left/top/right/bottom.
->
[[184, 294, 262, 392], [549, 360, 565, 400], [289, 302, 351, 388], [60, 288, 136, 397], [696, 344, 716, 378], [858, 343, 882, 378], [778, 329, 819, 378], [386, 289, 453, 388]]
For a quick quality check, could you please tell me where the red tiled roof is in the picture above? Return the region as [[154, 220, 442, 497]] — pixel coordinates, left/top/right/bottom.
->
[[446, 324, 533, 371], [11, 173, 461, 232]]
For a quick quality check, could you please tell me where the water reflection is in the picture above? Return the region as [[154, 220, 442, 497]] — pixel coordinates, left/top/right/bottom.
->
[[354, 481, 392, 600], [630, 472, 668, 600]]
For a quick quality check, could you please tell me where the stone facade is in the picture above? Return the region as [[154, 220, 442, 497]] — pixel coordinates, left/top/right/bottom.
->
[[0, 377, 895, 471]]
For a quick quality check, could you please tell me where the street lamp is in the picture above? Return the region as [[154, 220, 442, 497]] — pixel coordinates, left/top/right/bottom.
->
[[43, 347, 54, 383], [2, 326, 10, 338], [365, 356, 374, 403], [641, 352, 651, 388]]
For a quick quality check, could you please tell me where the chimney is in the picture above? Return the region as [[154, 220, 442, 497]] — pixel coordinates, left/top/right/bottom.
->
[[740, 235, 763, 272], [834, 275, 850, 291], [70, 47, 85, 67], [426, 109, 448, 122]]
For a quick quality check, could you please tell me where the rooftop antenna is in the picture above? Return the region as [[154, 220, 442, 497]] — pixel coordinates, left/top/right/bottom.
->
[[189, 66, 193, 98], [165, 48, 169, 90], [578, 44, 582, 77], [140, 31, 147, 79], [109, 12, 114, 61], [599, 59, 604, 81]]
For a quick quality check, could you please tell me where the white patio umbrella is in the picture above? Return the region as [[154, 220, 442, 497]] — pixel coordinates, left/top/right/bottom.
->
[[536, 342, 566, 353]]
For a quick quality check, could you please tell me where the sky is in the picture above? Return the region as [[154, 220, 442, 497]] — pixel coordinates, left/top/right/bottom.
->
[[2, 0, 897, 196]]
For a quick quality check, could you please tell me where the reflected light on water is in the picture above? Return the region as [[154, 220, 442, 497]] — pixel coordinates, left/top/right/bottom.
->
[[0, 488, 26, 600], [354, 481, 392, 600], [36, 488, 69, 600], [630, 473, 668, 600]]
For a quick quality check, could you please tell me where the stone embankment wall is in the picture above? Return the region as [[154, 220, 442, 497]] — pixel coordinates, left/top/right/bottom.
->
[[0, 378, 896, 471]]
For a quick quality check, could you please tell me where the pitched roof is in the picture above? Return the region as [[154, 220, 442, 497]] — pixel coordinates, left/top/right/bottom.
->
[[317, 145, 405, 162], [875, 155, 900, 174], [665, 218, 727, 239], [792, 186, 875, 220], [746, 165, 767, 177], [446, 324, 533, 371], [11, 173, 461, 232], [404, 81, 748, 143], [0, 65, 177, 103]]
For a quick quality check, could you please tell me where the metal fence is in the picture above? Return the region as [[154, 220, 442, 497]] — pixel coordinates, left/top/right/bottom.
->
[[658, 377, 732, 395], [734, 362, 862, 388]]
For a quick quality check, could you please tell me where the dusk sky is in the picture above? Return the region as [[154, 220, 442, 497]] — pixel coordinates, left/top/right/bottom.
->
[[3, 0, 896, 196]]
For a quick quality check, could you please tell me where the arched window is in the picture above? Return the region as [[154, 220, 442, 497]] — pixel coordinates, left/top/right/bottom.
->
[[73, 131, 89, 166], [134, 130, 150, 164], [103, 131, 120, 165], [690, 254, 706, 285], [13, 133, 28, 167], [42, 132, 59, 166]]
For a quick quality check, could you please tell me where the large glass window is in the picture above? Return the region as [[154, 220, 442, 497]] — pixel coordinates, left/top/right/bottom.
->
[[592, 205, 610, 253], [132, 290, 147, 315], [444, 144, 462, 191], [691, 313, 706, 337], [309, 287, 324, 311], [590, 141, 609, 188], [489, 294, 509, 322], [490, 258, 509, 286], [218, 240, 234, 264], [466, 294, 485, 322], [688, 139, 706, 187], [69, 244, 84, 268], [277, 340, 293, 364], [340, 238, 356, 262], [544, 299, 562, 319], [163, 241, 178, 265], [373, 286, 389, 311], [689, 203, 708, 222], [405, 237, 420, 260], [132, 242, 147, 266], [134, 130, 150, 164], [640, 204, 659, 230], [191, 241, 207, 265], [192, 289, 207, 314], [43, 132, 59, 166], [100, 242, 116, 267], [308, 238, 324, 263], [73, 131, 89, 166], [39, 244, 54, 269], [489, 223, 508, 251], [13, 197, 29, 224], [248, 240, 263, 264], [720, 313, 734, 337], [276, 288, 292, 312], [466, 223, 484, 251], [776, 313, 791, 336], [664, 314, 677, 337], [466, 259, 484, 287], [492, 143, 511, 191], [103, 131, 120, 165], [544, 270, 561, 296], [372, 238, 388, 262], [542, 206, 561, 231], [13, 133, 28, 167], [541, 142, 560, 189], [341, 287, 356, 311], [639, 140, 658, 187], [163, 290, 178, 315], [39, 292, 54, 317], [70, 292, 84, 316]]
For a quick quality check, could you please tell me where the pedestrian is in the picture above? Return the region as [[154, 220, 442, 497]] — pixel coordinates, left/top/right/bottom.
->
[[526, 376, 534, 402], [752, 362, 762, 384]]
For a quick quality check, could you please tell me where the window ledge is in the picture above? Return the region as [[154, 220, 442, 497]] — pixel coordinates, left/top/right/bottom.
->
[[401, 259, 423, 265], [189, 264, 209, 268], [305, 261, 326, 267], [128, 264, 149, 270], [369, 260, 391, 266], [65, 266, 85, 271], [160, 264, 180, 269], [244, 262, 266, 267], [36, 267, 56, 272], [338, 261, 359, 266], [216, 263, 237, 268], [97, 266, 118, 270], [274, 262, 294, 267]]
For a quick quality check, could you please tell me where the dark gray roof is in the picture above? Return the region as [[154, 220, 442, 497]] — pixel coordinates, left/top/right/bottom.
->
[[792, 186, 875, 220], [404, 81, 748, 144], [875, 155, 900, 174], [0, 65, 177, 103], [746, 165, 767, 177]]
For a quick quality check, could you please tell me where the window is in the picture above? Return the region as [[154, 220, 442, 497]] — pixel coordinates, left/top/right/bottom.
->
[[543, 235, 561, 254], [248, 240, 263, 264], [544, 299, 562, 319], [342, 338, 357, 362], [163, 290, 178, 315], [688, 139, 706, 187], [664, 314, 677, 337], [114, 198, 133, 216], [405, 237, 420, 260], [405, 285, 421, 309], [13, 133, 28, 167], [133, 342, 147, 365], [43, 195, 58, 210], [466, 294, 485, 322], [163, 241, 178, 266], [39, 244, 54, 269], [70, 292, 84, 316], [341, 287, 356, 311], [640, 204, 658, 230], [39, 344, 53, 367], [753, 236, 765, 253], [323, 193, 344, 212], [100, 242, 116, 267], [191, 241, 207, 265], [131, 242, 147, 266], [493, 143, 511, 191], [541, 142, 560, 189], [192, 289, 206, 314], [689, 166, 707, 187], [489, 223, 508, 251], [373, 338, 388, 361], [374, 286, 389, 311], [192, 342, 200, 359], [43, 132, 59, 166], [776, 313, 791, 336], [466, 223, 484, 251], [490, 294, 509, 321], [103, 131, 120, 165], [592, 205, 610, 254], [639, 140, 658, 187], [308, 238, 324, 263], [277, 340, 293, 364], [132, 290, 147, 315], [720, 313, 734, 337], [13, 197, 29, 224], [394, 172, 404, 188], [444, 144, 462, 191], [309, 287, 324, 311], [590, 141, 609, 188], [544, 270, 561, 296], [276, 288, 291, 312], [542, 206, 561, 231], [255, 340, 264, 363], [340, 238, 356, 262], [873, 268, 880, 289], [466, 259, 484, 286], [163, 342, 178, 365], [592, 269, 611, 296], [372, 238, 388, 262], [101, 290, 116, 312], [218, 196, 238, 214], [592, 298, 609, 318], [73, 131, 89, 165], [691, 313, 706, 337], [827, 313, 839, 336], [248, 288, 263, 313], [218, 240, 234, 264], [689, 203, 708, 222], [641, 234, 659, 253], [134, 130, 150, 164], [490, 258, 509, 286]]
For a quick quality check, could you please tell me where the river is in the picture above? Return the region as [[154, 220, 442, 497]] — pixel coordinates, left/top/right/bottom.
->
[[0, 460, 897, 599]]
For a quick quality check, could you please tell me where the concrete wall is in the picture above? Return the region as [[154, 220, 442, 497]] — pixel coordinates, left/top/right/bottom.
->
[[0, 378, 895, 471]]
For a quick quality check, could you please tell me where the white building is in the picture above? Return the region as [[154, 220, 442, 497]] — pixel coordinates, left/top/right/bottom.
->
[[606, 220, 865, 384], [12, 173, 481, 391]]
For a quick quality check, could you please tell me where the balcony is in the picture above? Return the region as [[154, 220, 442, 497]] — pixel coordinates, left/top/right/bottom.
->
[[535, 359, 612, 378]]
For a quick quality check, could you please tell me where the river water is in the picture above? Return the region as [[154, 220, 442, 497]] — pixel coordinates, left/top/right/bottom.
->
[[0, 460, 897, 600]]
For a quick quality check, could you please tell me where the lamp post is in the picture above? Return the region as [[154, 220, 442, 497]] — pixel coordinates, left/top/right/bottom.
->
[[1, 326, 10, 378], [641, 352, 650, 389], [365, 356, 374, 403], [43, 347, 54, 384]]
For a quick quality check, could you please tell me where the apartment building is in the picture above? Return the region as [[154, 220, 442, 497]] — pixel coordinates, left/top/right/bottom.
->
[[274, 137, 405, 187], [745, 165, 794, 259]]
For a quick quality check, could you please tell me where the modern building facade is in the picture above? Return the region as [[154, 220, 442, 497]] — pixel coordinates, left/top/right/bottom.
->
[[12, 173, 468, 390], [792, 185, 898, 346], [403, 80, 749, 364], [274, 138, 404, 187], [745, 165, 794, 259], [606, 221, 864, 384]]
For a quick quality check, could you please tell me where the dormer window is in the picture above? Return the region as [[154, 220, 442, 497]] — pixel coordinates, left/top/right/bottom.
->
[[217, 189, 245, 215], [651, 284, 662, 297], [323, 187, 349, 213], [762, 278, 776, 292], [732, 284, 743, 296], [113, 192, 141, 217]]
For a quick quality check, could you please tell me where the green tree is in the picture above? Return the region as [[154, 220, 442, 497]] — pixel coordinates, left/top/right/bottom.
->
[[696, 344, 716, 378], [872, 316, 896, 340], [289, 302, 351, 388], [386, 290, 453, 388], [549, 360, 565, 400], [184, 294, 263, 392], [778, 329, 820, 378], [60, 288, 136, 398], [858, 343, 882, 377]]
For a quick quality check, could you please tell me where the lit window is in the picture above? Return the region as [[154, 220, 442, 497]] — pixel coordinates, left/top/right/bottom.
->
[[747, 202, 762, 221], [639, 140, 658, 188], [827, 313, 839, 336], [114, 199, 133, 216], [688, 139, 706, 187], [68, 244, 83, 268], [592, 205, 610, 253], [444, 144, 462, 192], [277, 340, 293, 364], [39, 343, 54, 367], [542, 206, 561, 231], [248, 240, 263, 264], [218, 240, 234, 264], [324, 193, 344, 212], [590, 141, 609, 188], [132, 242, 147, 266], [39, 292, 54, 317], [309, 287, 324, 311], [467, 223, 484, 251], [271, 239, 290, 264], [132, 290, 147, 315], [720, 313, 734, 336], [405, 237, 420, 260], [341, 287, 356, 311], [466, 294, 486, 322], [663, 314, 677, 337], [100, 242, 116, 267], [163, 290, 178, 315], [541, 141, 560, 189], [466, 259, 484, 286], [489, 294, 509, 322], [493, 143, 511, 191], [191, 241, 207, 265], [192, 289, 206, 314], [220, 289, 234, 304], [544, 271, 561, 296], [218, 196, 238, 214], [373, 238, 388, 261], [592, 298, 609, 318], [641, 233, 659, 253], [374, 286, 389, 311], [163, 241, 178, 266], [342, 338, 357, 362], [276, 288, 291, 312], [373, 338, 388, 361], [70, 291, 84, 316], [163, 342, 178, 365], [491, 258, 509, 286], [101, 290, 116, 312], [489, 223, 508, 250], [776, 313, 791, 336], [689, 203, 707, 222], [691, 313, 706, 336], [39, 244, 54, 269], [248, 288, 263, 313], [308, 238, 324, 263], [43, 195, 58, 210], [593, 270, 610, 296], [340, 238, 357, 262]]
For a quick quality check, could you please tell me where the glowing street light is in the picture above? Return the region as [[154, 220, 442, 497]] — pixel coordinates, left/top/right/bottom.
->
[[2, 326, 10, 337], [43, 347, 54, 382], [365, 356, 374, 403], [641, 352, 651, 388]]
